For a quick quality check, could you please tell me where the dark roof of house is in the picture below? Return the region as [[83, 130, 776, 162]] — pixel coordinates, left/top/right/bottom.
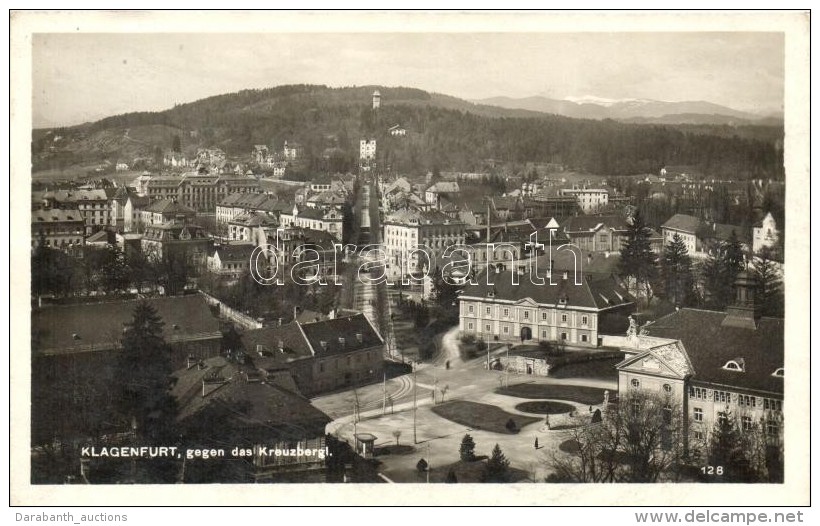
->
[[32, 294, 221, 355], [239, 313, 384, 365], [144, 199, 196, 215], [85, 230, 111, 243], [461, 270, 634, 311], [645, 308, 783, 395], [213, 243, 256, 261], [127, 195, 151, 208], [662, 213, 701, 234], [284, 227, 337, 247], [300, 314, 384, 358], [170, 356, 330, 439], [298, 207, 335, 221], [492, 196, 520, 211], [239, 323, 314, 368], [31, 209, 84, 224], [230, 211, 278, 227], [562, 214, 629, 233], [711, 223, 751, 245], [427, 181, 460, 194]]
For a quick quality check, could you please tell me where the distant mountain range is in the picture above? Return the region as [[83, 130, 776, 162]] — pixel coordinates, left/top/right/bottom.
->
[[475, 96, 783, 126], [31, 84, 784, 180]]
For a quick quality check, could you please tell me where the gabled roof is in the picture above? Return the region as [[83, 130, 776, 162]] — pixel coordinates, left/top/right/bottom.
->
[[426, 181, 460, 194], [662, 213, 701, 234], [240, 323, 314, 367], [492, 196, 520, 211], [300, 313, 384, 357], [126, 195, 151, 208], [230, 211, 278, 228], [144, 199, 196, 215], [460, 270, 634, 311], [615, 339, 694, 379], [298, 207, 338, 221], [86, 230, 111, 244], [31, 209, 84, 224], [562, 214, 629, 233], [213, 243, 256, 262], [645, 308, 783, 395], [170, 356, 330, 439], [385, 208, 463, 226]]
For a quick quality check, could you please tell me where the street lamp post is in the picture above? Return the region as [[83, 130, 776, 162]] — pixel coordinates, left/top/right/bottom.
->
[[413, 365, 417, 444]]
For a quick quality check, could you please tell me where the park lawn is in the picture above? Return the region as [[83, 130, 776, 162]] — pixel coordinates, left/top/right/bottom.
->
[[547, 357, 623, 381], [496, 384, 608, 405], [430, 401, 540, 434]]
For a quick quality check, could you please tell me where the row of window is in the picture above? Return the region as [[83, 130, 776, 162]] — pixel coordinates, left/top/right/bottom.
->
[[689, 387, 782, 411], [630, 378, 674, 393], [317, 351, 376, 373], [692, 410, 781, 437], [469, 304, 585, 325], [466, 322, 587, 343]]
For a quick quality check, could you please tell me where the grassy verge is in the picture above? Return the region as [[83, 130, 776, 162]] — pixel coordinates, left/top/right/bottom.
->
[[496, 384, 609, 405], [431, 401, 540, 434]]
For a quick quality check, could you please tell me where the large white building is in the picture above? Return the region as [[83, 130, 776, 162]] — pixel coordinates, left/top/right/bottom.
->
[[752, 212, 779, 254], [560, 186, 609, 213], [458, 269, 634, 346], [360, 139, 377, 161], [279, 204, 345, 241], [383, 208, 466, 279], [617, 272, 783, 464]]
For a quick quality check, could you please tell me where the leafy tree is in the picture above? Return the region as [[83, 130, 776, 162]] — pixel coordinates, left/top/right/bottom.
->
[[99, 243, 130, 294], [753, 247, 783, 317], [416, 458, 428, 473], [708, 411, 756, 482], [459, 433, 476, 461], [31, 236, 74, 297], [430, 268, 460, 321], [484, 443, 511, 482], [701, 230, 746, 309], [618, 210, 658, 306], [114, 301, 175, 439], [661, 233, 695, 307]]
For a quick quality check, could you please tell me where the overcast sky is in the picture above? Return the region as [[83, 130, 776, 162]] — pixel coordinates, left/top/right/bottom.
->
[[32, 32, 784, 128]]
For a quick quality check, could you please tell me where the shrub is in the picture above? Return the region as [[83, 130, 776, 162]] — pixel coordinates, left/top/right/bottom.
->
[[445, 469, 458, 483], [460, 333, 476, 345], [460, 434, 476, 461], [476, 340, 488, 352], [505, 418, 517, 432], [484, 444, 511, 483], [416, 458, 428, 472]]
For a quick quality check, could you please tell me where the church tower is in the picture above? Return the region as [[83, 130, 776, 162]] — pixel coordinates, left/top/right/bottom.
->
[[372, 90, 381, 110]]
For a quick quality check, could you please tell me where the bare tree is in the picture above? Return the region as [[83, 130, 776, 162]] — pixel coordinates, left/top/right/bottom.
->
[[546, 389, 689, 483]]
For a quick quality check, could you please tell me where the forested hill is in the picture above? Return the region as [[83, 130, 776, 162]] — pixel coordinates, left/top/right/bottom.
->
[[33, 84, 784, 179]]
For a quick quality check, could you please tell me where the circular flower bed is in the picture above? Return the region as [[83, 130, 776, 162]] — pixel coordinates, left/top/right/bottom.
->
[[515, 401, 575, 415]]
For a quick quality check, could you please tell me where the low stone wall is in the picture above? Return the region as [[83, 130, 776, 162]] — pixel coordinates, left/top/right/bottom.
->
[[198, 290, 263, 330]]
